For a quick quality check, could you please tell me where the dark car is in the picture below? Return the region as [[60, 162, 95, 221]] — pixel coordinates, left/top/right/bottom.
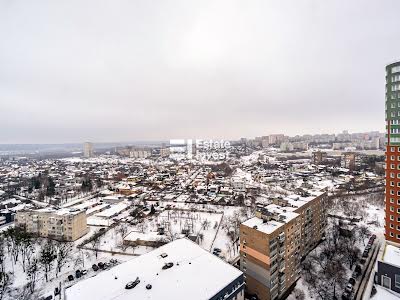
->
[[342, 291, 350, 300], [162, 262, 174, 270], [146, 284, 152, 290], [98, 262, 105, 269], [349, 278, 356, 285], [75, 270, 81, 278], [362, 251, 369, 258], [92, 264, 99, 271], [355, 264, 362, 274], [67, 275, 74, 281], [125, 277, 140, 289]]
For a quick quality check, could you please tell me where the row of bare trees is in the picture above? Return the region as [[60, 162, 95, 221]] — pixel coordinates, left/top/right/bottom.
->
[[302, 223, 370, 299], [0, 227, 74, 299]]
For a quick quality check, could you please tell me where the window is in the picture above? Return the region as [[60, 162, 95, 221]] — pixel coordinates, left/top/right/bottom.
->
[[391, 232, 394, 237], [396, 275, 400, 289], [391, 206, 394, 212], [391, 223, 394, 228]]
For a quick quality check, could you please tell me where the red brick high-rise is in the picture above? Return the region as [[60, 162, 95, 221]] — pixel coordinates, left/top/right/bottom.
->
[[385, 61, 400, 243]]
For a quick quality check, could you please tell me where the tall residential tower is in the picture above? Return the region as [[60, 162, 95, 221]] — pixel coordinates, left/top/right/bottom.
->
[[385, 61, 400, 243]]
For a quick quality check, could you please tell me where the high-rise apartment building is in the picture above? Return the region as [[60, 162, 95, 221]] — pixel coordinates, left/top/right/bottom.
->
[[239, 191, 327, 300], [385, 61, 400, 243], [83, 142, 94, 158]]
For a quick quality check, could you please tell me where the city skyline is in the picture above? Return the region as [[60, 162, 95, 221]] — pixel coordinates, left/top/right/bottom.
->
[[1, 0, 400, 143]]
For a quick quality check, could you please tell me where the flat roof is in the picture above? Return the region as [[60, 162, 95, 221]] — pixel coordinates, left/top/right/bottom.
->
[[383, 244, 400, 267], [65, 238, 242, 300], [242, 217, 285, 234]]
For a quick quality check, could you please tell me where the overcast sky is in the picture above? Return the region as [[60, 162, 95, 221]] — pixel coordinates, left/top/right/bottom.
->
[[0, 0, 399, 143]]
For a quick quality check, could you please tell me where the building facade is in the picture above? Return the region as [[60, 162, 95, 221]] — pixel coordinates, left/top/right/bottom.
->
[[239, 192, 327, 300], [385, 61, 400, 244], [83, 142, 94, 158], [312, 151, 327, 165], [16, 208, 89, 241]]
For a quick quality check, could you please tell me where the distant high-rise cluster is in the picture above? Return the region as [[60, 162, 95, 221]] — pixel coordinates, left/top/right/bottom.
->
[[83, 142, 94, 158]]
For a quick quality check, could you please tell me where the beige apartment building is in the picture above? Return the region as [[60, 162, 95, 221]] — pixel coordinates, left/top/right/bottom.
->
[[240, 191, 327, 300], [16, 208, 89, 241]]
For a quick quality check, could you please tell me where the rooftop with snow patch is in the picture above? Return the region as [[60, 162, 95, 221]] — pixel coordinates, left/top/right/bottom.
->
[[65, 238, 243, 300]]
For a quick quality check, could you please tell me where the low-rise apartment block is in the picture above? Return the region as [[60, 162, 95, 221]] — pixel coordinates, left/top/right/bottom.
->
[[16, 208, 89, 241], [240, 191, 327, 300]]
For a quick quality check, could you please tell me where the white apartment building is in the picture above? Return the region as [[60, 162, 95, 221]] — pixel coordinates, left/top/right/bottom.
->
[[16, 208, 89, 241]]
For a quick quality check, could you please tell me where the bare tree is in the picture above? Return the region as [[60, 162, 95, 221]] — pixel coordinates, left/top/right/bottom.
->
[[90, 232, 103, 259], [357, 225, 370, 246], [20, 233, 35, 273], [39, 240, 56, 282], [0, 272, 12, 300], [55, 241, 73, 277], [26, 258, 39, 293], [117, 224, 128, 242]]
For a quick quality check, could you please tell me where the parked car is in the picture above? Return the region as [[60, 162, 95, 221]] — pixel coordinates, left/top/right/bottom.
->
[[67, 275, 74, 282], [75, 270, 81, 278], [345, 283, 353, 293], [98, 262, 105, 269], [92, 264, 99, 271], [355, 264, 362, 274], [162, 262, 174, 270], [81, 270, 88, 275], [146, 284, 152, 290], [125, 277, 140, 289], [349, 277, 356, 285], [342, 291, 350, 300]]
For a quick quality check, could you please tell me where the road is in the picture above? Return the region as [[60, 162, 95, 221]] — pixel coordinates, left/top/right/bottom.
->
[[353, 240, 382, 300]]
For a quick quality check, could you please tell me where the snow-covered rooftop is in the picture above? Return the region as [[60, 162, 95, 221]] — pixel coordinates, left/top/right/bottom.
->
[[65, 238, 243, 300], [383, 244, 400, 267], [242, 217, 285, 234]]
